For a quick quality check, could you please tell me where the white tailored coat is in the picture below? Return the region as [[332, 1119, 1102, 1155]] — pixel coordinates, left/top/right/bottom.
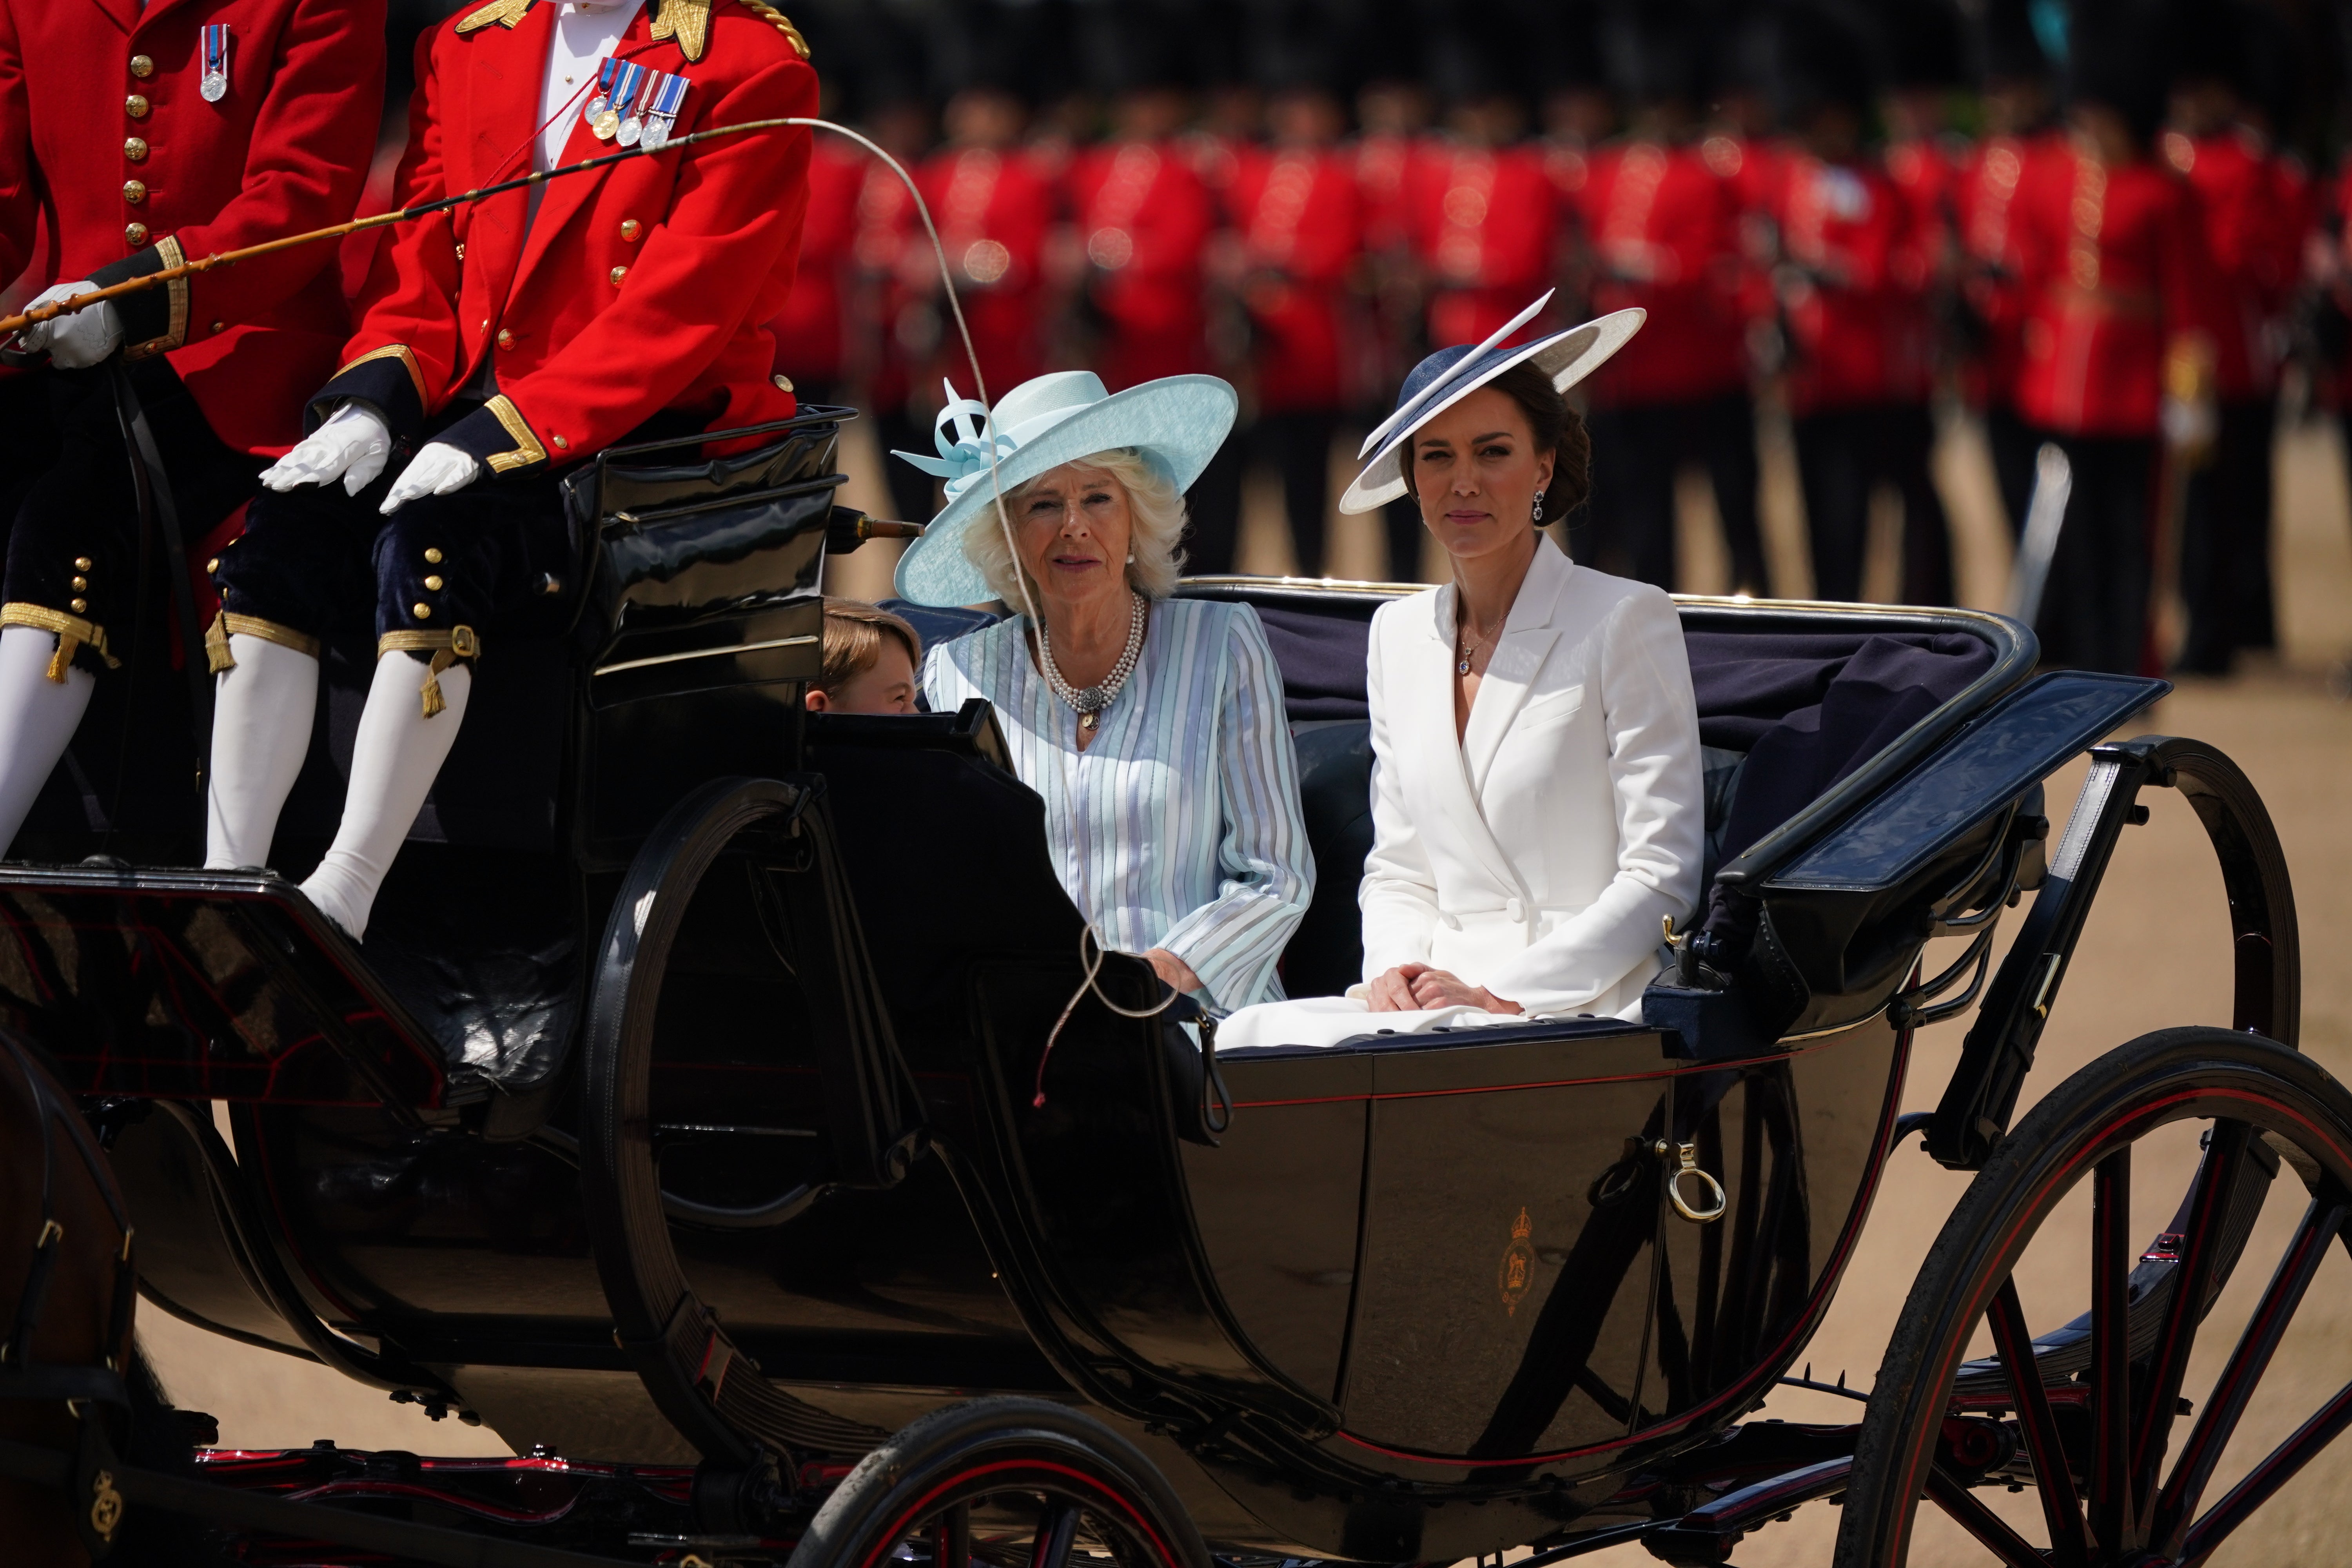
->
[[1357, 541, 1704, 1020]]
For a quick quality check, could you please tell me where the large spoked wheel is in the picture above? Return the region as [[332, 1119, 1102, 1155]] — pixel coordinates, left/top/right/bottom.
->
[[784, 1397, 1213, 1568], [1838, 1027, 2352, 1566]]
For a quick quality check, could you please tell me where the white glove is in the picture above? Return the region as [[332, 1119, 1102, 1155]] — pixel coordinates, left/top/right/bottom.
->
[[381, 441, 481, 514], [262, 403, 393, 496], [16, 281, 123, 368]]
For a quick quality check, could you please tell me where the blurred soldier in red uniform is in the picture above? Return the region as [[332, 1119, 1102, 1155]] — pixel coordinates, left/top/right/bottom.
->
[[775, 108, 864, 406], [1071, 4, 1237, 565], [1764, 3, 1949, 605], [0, 0, 385, 855], [919, 60, 1055, 401], [1955, 0, 2064, 535], [1573, 2, 1764, 593], [2010, 0, 2216, 673], [1228, 5, 1363, 576], [2165, 2, 2301, 673]]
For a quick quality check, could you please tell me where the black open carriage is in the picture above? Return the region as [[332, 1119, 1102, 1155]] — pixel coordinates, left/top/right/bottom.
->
[[0, 404, 2340, 1568]]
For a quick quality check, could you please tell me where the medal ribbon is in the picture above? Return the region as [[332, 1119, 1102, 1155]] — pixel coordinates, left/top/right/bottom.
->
[[201, 25, 230, 93], [642, 71, 690, 145], [585, 54, 619, 116]]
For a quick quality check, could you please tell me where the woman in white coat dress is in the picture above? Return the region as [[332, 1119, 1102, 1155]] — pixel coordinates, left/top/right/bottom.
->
[[1221, 297, 1704, 1047]]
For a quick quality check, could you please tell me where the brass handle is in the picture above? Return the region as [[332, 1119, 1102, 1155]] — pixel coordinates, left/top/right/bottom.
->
[[1655, 1139, 1728, 1223]]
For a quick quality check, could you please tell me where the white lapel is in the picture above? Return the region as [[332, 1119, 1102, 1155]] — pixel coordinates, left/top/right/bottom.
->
[[1390, 586, 1525, 897], [1459, 541, 1571, 794]]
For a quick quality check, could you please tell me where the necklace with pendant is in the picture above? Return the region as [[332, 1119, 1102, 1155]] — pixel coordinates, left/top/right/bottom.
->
[[1040, 592, 1148, 732]]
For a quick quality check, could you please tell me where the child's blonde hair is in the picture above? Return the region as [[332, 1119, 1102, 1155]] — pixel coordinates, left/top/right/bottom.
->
[[816, 597, 923, 694]]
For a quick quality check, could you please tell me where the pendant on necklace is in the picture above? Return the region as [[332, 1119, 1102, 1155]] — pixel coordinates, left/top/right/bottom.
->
[[1080, 712, 1098, 731], [1457, 658, 1472, 675]]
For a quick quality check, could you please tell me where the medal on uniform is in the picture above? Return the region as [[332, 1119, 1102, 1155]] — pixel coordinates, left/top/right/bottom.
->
[[583, 56, 619, 136], [612, 63, 652, 147], [200, 24, 230, 103], [639, 72, 690, 150], [594, 61, 642, 142]]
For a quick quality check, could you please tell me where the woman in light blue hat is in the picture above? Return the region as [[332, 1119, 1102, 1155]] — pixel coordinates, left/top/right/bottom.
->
[[892, 370, 1313, 1015], [1223, 296, 1705, 1047]]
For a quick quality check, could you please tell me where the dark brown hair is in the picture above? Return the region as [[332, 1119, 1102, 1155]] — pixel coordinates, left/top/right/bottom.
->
[[816, 597, 922, 693], [1401, 360, 1592, 521]]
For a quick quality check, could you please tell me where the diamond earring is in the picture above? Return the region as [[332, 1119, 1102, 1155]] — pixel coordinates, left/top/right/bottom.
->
[[1532, 491, 1545, 524]]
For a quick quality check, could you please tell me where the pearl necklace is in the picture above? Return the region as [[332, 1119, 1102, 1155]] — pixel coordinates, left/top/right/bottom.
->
[[1039, 592, 1147, 731]]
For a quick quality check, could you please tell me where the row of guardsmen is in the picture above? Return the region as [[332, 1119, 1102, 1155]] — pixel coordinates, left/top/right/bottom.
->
[[778, 0, 2341, 679]]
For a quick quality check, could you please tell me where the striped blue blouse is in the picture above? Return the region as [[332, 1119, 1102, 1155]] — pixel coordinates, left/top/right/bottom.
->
[[922, 598, 1315, 1014]]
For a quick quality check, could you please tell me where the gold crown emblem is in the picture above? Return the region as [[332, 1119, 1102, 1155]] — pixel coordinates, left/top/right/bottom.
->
[[1510, 1206, 1532, 1241]]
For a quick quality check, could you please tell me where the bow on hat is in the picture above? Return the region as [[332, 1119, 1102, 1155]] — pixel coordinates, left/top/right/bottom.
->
[[892, 383, 1020, 504]]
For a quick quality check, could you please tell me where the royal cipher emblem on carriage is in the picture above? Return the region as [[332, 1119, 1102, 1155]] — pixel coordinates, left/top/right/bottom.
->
[[1498, 1206, 1537, 1316]]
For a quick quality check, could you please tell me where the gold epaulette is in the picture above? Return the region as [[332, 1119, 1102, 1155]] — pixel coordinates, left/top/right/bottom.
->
[[455, 0, 535, 34], [736, 0, 811, 58]]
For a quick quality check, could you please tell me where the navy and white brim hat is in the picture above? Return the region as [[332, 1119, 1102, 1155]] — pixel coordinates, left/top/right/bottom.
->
[[891, 370, 1240, 608], [1338, 294, 1646, 515]]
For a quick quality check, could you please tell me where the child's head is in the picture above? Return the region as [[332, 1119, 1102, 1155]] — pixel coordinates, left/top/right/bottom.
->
[[806, 598, 922, 714]]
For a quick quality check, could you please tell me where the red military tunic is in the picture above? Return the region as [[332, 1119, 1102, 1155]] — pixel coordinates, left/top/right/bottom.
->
[[1067, 138, 1215, 390], [0, 0, 385, 456], [2162, 127, 2301, 402], [1229, 143, 1361, 413], [771, 133, 862, 390], [1404, 139, 1557, 346], [1954, 130, 2064, 410], [2011, 146, 2213, 437], [1570, 138, 1748, 407], [1764, 151, 1933, 413], [853, 146, 920, 419], [917, 142, 1055, 397], [317, 0, 816, 471]]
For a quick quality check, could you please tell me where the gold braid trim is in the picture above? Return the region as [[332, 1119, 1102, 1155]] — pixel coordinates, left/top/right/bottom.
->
[[2, 604, 118, 682], [123, 236, 189, 360], [205, 611, 321, 673], [481, 394, 549, 474], [338, 344, 428, 408], [378, 625, 480, 718], [650, 0, 711, 61], [736, 0, 810, 56], [456, 0, 536, 32]]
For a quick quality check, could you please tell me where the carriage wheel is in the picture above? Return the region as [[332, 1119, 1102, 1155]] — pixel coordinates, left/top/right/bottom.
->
[[783, 1397, 1212, 1568], [1836, 1027, 2352, 1565]]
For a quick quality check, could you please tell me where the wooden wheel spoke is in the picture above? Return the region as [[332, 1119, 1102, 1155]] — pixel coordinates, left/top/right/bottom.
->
[[2151, 1199, 2348, 1557], [1029, 1497, 1082, 1568], [2132, 1122, 2256, 1511], [1925, 1468, 2048, 1568], [2089, 1147, 2132, 1551], [1987, 1276, 2091, 1565], [2179, 1376, 2352, 1563]]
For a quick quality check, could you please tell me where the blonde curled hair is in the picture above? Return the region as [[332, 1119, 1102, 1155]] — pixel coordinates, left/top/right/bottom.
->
[[961, 449, 1189, 608]]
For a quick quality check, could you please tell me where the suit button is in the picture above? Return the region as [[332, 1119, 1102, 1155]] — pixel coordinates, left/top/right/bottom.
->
[[125, 94, 150, 120], [206, 559, 220, 573], [71, 576, 87, 593], [129, 54, 154, 79], [124, 222, 149, 247], [74, 558, 93, 572], [454, 242, 465, 261], [211, 320, 223, 332], [123, 180, 146, 205], [552, 434, 569, 449], [423, 575, 444, 591], [412, 603, 432, 619], [620, 218, 641, 241], [609, 265, 627, 287], [124, 136, 147, 162], [1506, 898, 1526, 922], [70, 599, 88, 614], [495, 328, 514, 349], [423, 548, 443, 564]]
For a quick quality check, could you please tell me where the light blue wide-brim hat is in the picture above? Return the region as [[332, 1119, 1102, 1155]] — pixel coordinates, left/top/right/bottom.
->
[[890, 370, 1240, 607], [1339, 292, 1646, 515]]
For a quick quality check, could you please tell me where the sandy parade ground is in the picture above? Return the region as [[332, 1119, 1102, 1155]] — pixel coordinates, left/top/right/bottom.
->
[[143, 409, 2352, 1563]]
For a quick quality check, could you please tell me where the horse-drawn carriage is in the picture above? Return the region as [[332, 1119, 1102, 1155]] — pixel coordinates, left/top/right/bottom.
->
[[0, 403, 2342, 1568]]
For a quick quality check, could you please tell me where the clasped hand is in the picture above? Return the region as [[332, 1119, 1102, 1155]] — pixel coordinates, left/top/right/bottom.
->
[[1365, 962, 1519, 1016], [260, 403, 481, 513]]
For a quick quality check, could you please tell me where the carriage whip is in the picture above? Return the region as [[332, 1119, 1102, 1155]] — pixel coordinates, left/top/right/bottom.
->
[[0, 115, 812, 340]]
